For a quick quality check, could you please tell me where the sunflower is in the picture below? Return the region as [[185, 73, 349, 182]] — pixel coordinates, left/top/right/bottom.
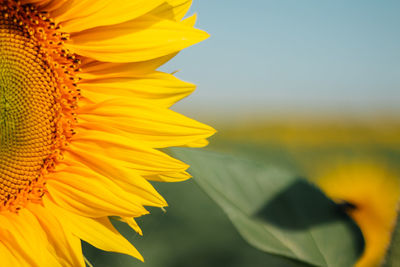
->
[[0, 0, 214, 265], [317, 161, 400, 267]]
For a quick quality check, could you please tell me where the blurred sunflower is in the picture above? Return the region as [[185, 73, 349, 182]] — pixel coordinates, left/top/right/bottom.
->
[[317, 161, 400, 267], [0, 0, 214, 265]]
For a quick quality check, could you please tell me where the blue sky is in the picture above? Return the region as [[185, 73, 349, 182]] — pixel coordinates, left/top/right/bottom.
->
[[162, 0, 400, 120]]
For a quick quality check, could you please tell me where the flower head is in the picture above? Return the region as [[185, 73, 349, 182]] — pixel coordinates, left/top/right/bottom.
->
[[0, 0, 214, 265], [317, 161, 400, 267]]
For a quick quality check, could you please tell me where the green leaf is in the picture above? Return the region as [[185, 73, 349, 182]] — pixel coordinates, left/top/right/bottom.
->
[[383, 212, 400, 266], [170, 148, 363, 267]]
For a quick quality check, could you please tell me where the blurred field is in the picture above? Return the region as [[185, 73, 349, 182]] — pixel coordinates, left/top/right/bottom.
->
[[84, 116, 400, 267], [212, 116, 400, 179]]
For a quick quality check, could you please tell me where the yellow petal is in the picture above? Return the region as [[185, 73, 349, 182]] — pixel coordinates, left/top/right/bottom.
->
[[71, 128, 191, 174], [56, 0, 165, 33], [64, 146, 168, 206], [182, 13, 198, 27], [0, 242, 21, 266], [20, 0, 51, 5], [184, 138, 210, 147], [0, 210, 61, 267], [147, 170, 192, 182], [46, 164, 156, 217], [80, 71, 195, 107], [45, 199, 144, 261], [66, 15, 209, 63], [121, 217, 143, 236], [28, 203, 85, 267], [151, 0, 193, 21], [80, 53, 177, 77], [76, 100, 215, 148], [38, 0, 68, 12]]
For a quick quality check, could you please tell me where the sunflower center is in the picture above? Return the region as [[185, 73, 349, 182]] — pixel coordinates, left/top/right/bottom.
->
[[0, 2, 80, 212]]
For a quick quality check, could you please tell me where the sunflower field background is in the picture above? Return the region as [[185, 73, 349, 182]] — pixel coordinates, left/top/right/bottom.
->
[[82, 0, 400, 266], [0, 0, 398, 266]]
